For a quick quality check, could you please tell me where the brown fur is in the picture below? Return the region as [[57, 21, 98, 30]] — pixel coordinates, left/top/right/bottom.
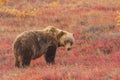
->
[[13, 26, 74, 68], [13, 31, 58, 68]]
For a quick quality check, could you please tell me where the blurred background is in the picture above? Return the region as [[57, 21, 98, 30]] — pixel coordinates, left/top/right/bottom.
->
[[0, 0, 120, 80]]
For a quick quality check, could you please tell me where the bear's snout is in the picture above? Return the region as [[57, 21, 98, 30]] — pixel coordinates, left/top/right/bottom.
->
[[67, 48, 71, 51], [65, 43, 72, 51]]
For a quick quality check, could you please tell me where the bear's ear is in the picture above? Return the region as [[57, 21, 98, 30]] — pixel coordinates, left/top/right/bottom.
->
[[49, 27, 56, 33], [45, 26, 57, 36], [57, 31, 65, 40], [44, 26, 56, 32]]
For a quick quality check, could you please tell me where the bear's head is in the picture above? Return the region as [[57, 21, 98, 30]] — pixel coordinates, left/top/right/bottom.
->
[[57, 31, 75, 51], [44, 26, 75, 51]]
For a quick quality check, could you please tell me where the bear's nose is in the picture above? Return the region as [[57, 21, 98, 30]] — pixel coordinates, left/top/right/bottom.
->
[[67, 48, 71, 51]]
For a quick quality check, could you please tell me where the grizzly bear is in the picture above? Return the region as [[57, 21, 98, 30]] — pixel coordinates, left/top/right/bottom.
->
[[13, 26, 75, 68]]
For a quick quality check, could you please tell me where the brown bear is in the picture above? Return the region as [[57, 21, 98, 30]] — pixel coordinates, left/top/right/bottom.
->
[[13, 26, 75, 68]]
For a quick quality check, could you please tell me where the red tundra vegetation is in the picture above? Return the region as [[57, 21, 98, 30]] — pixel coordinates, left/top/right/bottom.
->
[[0, 0, 120, 80]]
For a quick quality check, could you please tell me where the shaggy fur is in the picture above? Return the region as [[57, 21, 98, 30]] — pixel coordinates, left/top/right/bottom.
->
[[13, 26, 75, 68], [13, 31, 58, 68]]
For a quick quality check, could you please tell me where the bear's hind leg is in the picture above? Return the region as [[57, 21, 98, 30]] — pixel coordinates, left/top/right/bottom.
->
[[21, 51, 32, 68], [45, 46, 56, 64], [15, 50, 32, 68], [15, 55, 23, 68], [15, 58, 19, 67], [23, 56, 32, 67]]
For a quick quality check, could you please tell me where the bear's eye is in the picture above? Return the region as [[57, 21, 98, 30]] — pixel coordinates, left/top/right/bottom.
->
[[71, 42, 73, 45], [69, 41, 73, 46], [64, 40, 69, 44], [64, 40, 73, 45]]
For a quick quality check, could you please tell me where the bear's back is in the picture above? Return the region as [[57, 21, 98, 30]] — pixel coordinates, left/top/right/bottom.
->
[[13, 30, 58, 59]]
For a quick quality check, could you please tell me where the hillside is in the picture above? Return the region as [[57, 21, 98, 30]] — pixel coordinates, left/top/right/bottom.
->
[[0, 0, 120, 80]]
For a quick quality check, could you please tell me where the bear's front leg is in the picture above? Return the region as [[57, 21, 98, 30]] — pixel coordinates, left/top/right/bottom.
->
[[45, 46, 56, 64]]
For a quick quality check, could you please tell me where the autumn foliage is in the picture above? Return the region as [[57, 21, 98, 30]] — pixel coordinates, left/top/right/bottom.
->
[[0, 0, 120, 80]]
